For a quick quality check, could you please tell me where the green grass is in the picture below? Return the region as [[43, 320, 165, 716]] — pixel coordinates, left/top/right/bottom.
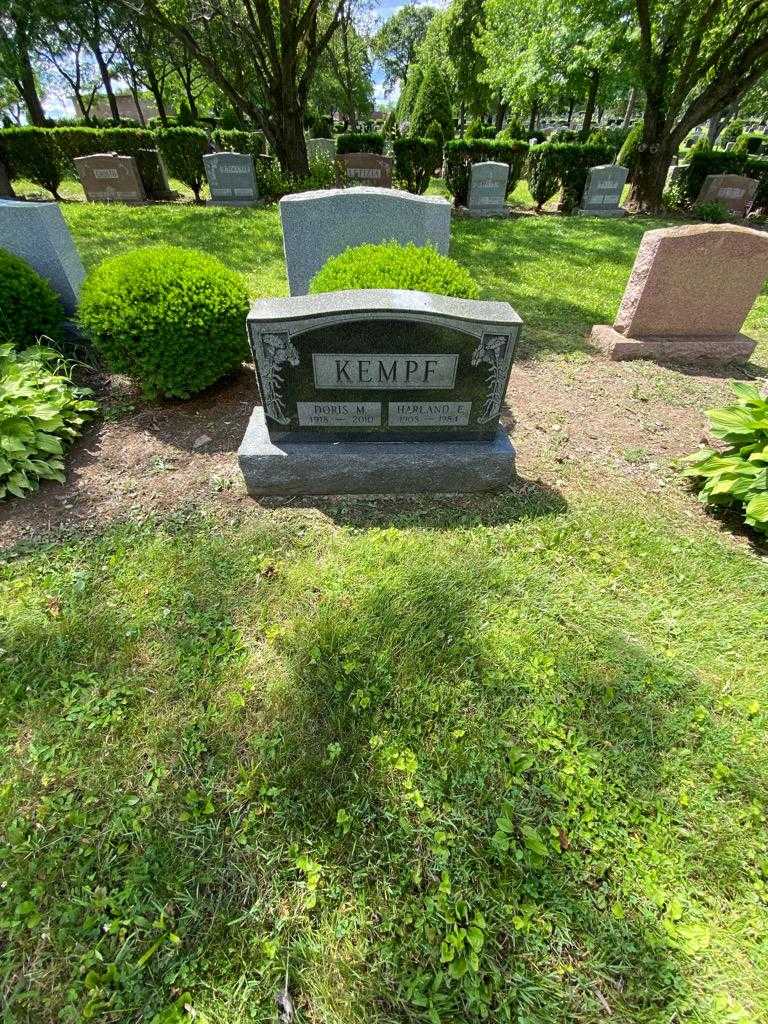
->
[[2, 494, 768, 1023], [56, 196, 768, 363]]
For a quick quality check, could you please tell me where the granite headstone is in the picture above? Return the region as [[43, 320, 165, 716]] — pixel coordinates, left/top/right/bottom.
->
[[578, 164, 628, 217], [306, 138, 336, 162], [696, 174, 758, 217], [0, 200, 84, 313], [280, 186, 452, 295], [590, 223, 768, 364], [337, 152, 393, 188], [467, 161, 508, 216], [203, 151, 259, 206], [238, 288, 521, 494], [74, 153, 146, 203]]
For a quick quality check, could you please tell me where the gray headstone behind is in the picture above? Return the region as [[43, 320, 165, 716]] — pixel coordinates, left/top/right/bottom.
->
[[279, 186, 452, 295], [203, 151, 259, 205], [306, 138, 336, 162], [0, 200, 84, 313], [579, 164, 628, 217], [467, 161, 508, 215]]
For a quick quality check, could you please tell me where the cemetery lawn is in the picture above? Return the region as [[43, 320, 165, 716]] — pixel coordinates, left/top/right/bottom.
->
[[3, 201, 768, 1023]]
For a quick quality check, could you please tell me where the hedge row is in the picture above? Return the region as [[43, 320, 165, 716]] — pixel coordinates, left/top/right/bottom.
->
[[211, 128, 266, 161], [445, 138, 530, 206], [527, 141, 614, 212], [336, 132, 384, 155]]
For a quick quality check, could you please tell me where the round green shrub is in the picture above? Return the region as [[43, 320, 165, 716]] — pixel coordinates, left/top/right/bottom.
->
[[309, 242, 480, 299], [78, 246, 250, 398], [0, 248, 64, 348]]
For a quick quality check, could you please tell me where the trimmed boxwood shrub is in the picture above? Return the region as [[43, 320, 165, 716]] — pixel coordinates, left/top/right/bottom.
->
[[616, 122, 643, 178], [156, 127, 209, 201], [309, 241, 480, 299], [444, 138, 529, 206], [0, 127, 67, 198], [521, 141, 613, 212], [52, 126, 155, 165], [0, 248, 64, 347], [211, 128, 266, 161], [336, 132, 385, 155], [77, 246, 250, 399], [526, 144, 561, 211], [393, 137, 441, 194]]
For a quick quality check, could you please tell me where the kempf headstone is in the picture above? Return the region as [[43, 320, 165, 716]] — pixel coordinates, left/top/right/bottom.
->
[[306, 138, 336, 162], [280, 186, 452, 295], [238, 289, 520, 494], [467, 161, 508, 216], [0, 200, 84, 313], [578, 164, 628, 217], [590, 224, 768, 364], [337, 152, 393, 188], [696, 174, 758, 217], [0, 161, 14, 198], [74, 153, 146, 204], [203, 152, 259, 206]]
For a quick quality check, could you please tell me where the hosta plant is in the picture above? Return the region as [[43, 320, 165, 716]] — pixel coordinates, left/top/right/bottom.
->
[[0, 344, 98, 499], [681, 381, 768, 533]]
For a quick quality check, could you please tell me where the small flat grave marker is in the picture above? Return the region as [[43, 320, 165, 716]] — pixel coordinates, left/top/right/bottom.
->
[[578, 164, 628, 217], [203, 152, 259, 206], [467, 161, 508, 216], [74, 153, 146, 204]]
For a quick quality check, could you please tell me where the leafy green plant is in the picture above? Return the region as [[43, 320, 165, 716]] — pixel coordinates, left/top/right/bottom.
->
[[616, 121, 643, 178], [0, 344, 97, 499], [410, 63, 454, 140], [444, 138, 529, 206], [681, 381, 768, 534], [693, 199, 729, 223], [309, 241, 480, 299], [0, 126, 67, 198], [156, 127, 209, 202], [465, 119, 497, 140], [526, 143, 561, 211], [393, 136, 441, 194], [211, 128, 266, 161], [336, 132, 384, 155], [77, 245, 249, 399], [0, 248, 64, 348]]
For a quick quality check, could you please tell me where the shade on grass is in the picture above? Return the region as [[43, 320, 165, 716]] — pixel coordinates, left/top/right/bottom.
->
[[2, 492, 768, 1022], [60, 199, 768, 363]]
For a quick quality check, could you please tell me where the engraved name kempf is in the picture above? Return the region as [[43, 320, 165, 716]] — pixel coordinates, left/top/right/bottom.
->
[[312, 352, 458, 389]]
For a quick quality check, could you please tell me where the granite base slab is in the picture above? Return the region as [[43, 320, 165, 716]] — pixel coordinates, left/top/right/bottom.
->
[[591, 324, 757, 364], [206, 198, 261, 207], [577, 208, 626, 218], [238, 407, 516, 495]]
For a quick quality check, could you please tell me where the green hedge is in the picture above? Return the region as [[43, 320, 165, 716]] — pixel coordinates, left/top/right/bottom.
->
[[0, 127, 67, 197], [211, 128, 266, 161], [156, 127, 209, 202], [51, 126, 156, 165], [309, 241, 479, 299], [392, 137, 441, 194], [444, 138, 529, 206], [523, 141, 613, 212], [336, 132, 385, 155]]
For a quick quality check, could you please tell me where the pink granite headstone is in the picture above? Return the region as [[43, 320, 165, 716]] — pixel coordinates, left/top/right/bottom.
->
[[696, 174, 758, 217], [74, 152, 146, 204], [336, 152, 393, 188], [590, 224, 768, 364]]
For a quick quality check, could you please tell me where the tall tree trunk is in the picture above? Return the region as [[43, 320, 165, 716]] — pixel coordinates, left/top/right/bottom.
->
[[528, 93, 538, 136], [93, 44, 119, 120], [580, 67, 599, 139], [269, 93, 309, 176], [13, 17, 46, 125], [459, 100, 466, 136], [566, 96, 575, 126], [495, 99, 507, 132], [627, 107, 680, 212], [621, 86, 636, 130], [707, 114, 722, 145], [144, 65, 168, 123]]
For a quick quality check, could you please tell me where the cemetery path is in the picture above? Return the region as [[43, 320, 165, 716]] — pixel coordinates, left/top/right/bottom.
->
[[0, 353, 758, 550]]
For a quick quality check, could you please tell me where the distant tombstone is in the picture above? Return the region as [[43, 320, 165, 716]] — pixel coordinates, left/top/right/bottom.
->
[[0, 200, 84, 313], [279, 186, 452, 296], [203, 152, 259, 206], [696, 174, 758, 217], [74, 153, 146, 204], [0, 161, 14, 198], [665, 163, 688, 190], [578, 164, 628, 217], [590, 223, 768, 364], [306, 138, 336, 162], [467, 161, 508, 216], [136, 149, 176, 200], [337, 152, 393, 188], [238, 289, 521, 495]]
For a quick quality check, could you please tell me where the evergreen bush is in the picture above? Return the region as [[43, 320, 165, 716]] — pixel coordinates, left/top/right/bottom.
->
[[309, 242, 479, 299], [0, 127, 67, 198], [156, 127, 209, 201], [393, 137, 441, 194], [465, 119, 497, 140], [336, 132, 385, 154], [395, 65, 424, 126], [616, 122, 643, 178], [526, 144, 561, 210], [77, 246, 250, 399], [411, 63, 454, 140], [444, 138, 529, 206], [0, 249, 64, 348]]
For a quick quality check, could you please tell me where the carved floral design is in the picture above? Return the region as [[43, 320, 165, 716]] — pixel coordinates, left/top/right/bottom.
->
[[471, 333, 514, 423], [255, 331, 299, 424]]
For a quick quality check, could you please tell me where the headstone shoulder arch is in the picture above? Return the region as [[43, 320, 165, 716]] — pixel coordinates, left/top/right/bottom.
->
[[279, 186, 451, 295]]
